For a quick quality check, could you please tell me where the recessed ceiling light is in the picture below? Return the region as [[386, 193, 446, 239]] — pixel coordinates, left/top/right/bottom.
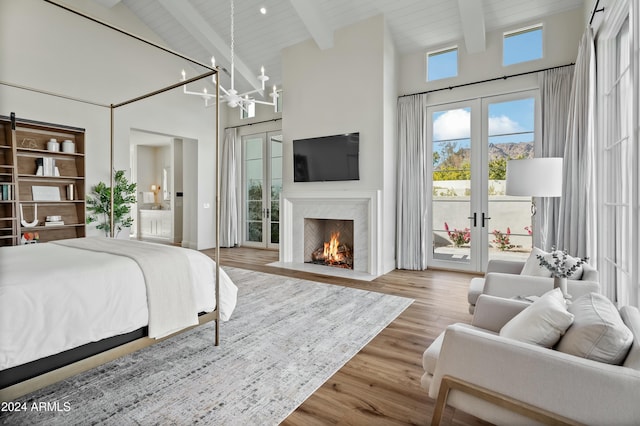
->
[[260, 7, 267, 14]]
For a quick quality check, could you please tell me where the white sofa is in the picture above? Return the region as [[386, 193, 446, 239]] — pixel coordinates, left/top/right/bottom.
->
[[468, 259, 600, 313], [422, 294, 640, 426]]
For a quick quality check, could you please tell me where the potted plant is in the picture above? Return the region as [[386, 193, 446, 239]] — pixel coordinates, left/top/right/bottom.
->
[[86, 170, 137, 238], [536, 248, 588, 298]]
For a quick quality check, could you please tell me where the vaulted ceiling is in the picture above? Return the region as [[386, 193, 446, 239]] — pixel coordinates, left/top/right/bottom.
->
[[99, 0, 585, 94]]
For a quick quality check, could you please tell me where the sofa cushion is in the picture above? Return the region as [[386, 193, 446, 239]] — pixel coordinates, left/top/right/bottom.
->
[[500, 288, 574, 348], [520, 247, 553, 277], [557, 293, 633, 365], [620, 306, 640, 370]]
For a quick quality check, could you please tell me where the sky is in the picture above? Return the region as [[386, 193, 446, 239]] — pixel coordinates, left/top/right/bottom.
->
[[433, 98, 535, 145]]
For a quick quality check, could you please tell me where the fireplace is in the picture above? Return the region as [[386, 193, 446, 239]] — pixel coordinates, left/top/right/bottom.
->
[[304, 219, 354, 269], [279, 190, 382, 279]]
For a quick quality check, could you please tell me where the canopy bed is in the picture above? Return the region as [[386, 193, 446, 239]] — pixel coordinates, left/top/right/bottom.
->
[[0, 0, 232, 401]]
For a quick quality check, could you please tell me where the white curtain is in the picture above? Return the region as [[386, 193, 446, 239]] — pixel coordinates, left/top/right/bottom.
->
[[557, 28, 597, 260], [396, 93, 429, 270], [220, 128, 239, 247], [537, 66, 574, 251]]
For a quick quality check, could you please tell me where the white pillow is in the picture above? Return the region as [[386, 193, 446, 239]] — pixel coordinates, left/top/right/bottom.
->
[[520, 247, 553, 277], [557, 293, 633, 364], [550, 250, 584, 280], [500, 288, 574, 348]]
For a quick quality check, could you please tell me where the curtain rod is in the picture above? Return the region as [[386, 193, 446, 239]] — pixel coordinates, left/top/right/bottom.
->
[[225, 118, 282, 130], [398, 62, 575, 99], [589, 0, 605, 26]]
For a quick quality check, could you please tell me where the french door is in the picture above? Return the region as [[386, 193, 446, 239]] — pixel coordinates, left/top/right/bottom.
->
[[427, 91, 538, 272], [242, 131, 282, 249]]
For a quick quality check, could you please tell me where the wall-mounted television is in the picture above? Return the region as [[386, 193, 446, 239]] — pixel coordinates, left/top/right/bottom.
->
[[293, 132, 359, 182]]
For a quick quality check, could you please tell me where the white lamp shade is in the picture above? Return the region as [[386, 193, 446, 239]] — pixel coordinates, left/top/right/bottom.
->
[[505, 158, 563, 197]]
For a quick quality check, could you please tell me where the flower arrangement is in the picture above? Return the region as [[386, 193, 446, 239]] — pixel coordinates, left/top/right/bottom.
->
[[536, 247, 589, 278], [492, 228, 515, 251], [444, 222, 470, 247]]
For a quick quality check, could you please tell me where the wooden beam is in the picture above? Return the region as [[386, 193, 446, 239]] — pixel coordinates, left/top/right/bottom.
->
[[457, 0, 486, 53], [158, 0, 262, 93], [288, 0, 334, 50]]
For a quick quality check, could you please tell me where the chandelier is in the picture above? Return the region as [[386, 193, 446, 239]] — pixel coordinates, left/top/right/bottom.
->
[[181, 0, 278, 110]]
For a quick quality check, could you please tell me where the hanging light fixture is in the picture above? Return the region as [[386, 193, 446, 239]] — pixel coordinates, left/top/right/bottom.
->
[[180, 0, 278, 110]]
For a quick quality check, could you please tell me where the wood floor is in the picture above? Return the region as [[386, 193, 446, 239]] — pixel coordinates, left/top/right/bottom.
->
[[210, 247, 490, 426]]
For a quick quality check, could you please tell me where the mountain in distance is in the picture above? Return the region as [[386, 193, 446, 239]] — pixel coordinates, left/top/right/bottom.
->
[[437, 142, 533, 168], [488, 142, 534, 160]]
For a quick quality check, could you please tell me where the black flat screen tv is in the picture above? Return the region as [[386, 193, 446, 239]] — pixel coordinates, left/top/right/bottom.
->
[[293, 132, 359, 182]]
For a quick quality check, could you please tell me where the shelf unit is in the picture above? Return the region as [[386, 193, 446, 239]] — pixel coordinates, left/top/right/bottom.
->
[[0, 114, 86, 246]]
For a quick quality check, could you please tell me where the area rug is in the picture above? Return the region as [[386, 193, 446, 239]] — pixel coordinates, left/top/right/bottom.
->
[[1, 267, 413, 426]]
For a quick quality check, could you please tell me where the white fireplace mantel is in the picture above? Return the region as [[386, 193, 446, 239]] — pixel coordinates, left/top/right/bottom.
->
[[279, 190, 382, 278]]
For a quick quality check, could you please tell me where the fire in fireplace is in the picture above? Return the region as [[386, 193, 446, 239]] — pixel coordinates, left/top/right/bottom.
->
[[310, 232, 353, 269], [304, 218, 354, 270]]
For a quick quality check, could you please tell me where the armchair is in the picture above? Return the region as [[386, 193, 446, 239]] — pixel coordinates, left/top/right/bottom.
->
[[422, 294, 640, 426], [468, 259, 599, 313]]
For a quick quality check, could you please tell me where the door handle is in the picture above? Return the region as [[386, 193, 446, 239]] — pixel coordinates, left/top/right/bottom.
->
[[266, 208, 270, 219], [467, 212, 477, 227], [482, 212, 491, 227]]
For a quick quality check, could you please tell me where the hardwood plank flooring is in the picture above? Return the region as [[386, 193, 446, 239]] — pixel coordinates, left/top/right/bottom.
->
[[206, 247, 490, 426]]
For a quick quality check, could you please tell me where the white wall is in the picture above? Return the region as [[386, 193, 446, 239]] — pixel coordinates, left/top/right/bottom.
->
[[281, 14, 397, 274], [0, 0, 220, 249]]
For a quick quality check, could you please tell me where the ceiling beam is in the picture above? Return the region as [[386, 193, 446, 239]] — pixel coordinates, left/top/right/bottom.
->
[[457, 0, 486, 53], [288, 0, 334, 50], [157, 0, 262, 92]]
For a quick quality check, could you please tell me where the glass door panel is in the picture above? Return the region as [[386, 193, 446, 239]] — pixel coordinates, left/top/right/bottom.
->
[[244, 135, 265, 245], [242, 131, 282, 249], [268, 133, 282, 248], [485, 96, 536, 263], [430, 104, 476, 270]]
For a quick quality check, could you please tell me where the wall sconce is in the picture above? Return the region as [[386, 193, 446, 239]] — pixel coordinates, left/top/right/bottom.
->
[[151, 184, 161, 204]]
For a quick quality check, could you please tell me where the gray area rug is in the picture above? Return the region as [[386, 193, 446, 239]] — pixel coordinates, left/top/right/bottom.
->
[[1, 267, 413, 425]]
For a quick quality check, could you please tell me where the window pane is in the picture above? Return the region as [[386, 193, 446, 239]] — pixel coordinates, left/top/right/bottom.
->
[[487, 97, 535, 261], [432, 107, 471, 264], [504, 27, 543, 66], [241, 102, 256, 119], [427, 48, 457, 81]]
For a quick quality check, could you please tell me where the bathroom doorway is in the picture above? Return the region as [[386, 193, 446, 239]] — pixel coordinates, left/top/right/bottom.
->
[[130, 129, 198, 247]]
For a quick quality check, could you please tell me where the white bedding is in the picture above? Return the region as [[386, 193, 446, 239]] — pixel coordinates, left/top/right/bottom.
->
[[0, 238, 238, 371]]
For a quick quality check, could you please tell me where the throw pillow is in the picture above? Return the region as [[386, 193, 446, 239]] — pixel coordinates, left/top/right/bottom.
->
[[520, 247, 553, 277], [556, 293, 633, 365], [500, 288, 574, 348], [550, 250, 584, 280]]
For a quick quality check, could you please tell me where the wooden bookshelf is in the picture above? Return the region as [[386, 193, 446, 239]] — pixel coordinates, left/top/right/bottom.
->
[[0, 114, 86, 245]]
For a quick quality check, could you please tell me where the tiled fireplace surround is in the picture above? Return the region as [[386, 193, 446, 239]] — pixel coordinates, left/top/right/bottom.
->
[[279, 190, 381, 279]]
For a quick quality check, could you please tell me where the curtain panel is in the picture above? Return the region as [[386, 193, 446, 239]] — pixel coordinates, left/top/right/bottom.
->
[[537, 66, 574, 251], [396, 93, 429, 270], [557, 28, 597, 261], [220, 128, 239, 247]]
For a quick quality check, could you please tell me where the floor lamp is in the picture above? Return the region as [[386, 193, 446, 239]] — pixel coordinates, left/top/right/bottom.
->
[[505, 158, 563, 249]]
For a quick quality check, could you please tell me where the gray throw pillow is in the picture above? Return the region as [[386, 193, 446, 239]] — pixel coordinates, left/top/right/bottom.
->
[[556, 293, 633, 365]]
